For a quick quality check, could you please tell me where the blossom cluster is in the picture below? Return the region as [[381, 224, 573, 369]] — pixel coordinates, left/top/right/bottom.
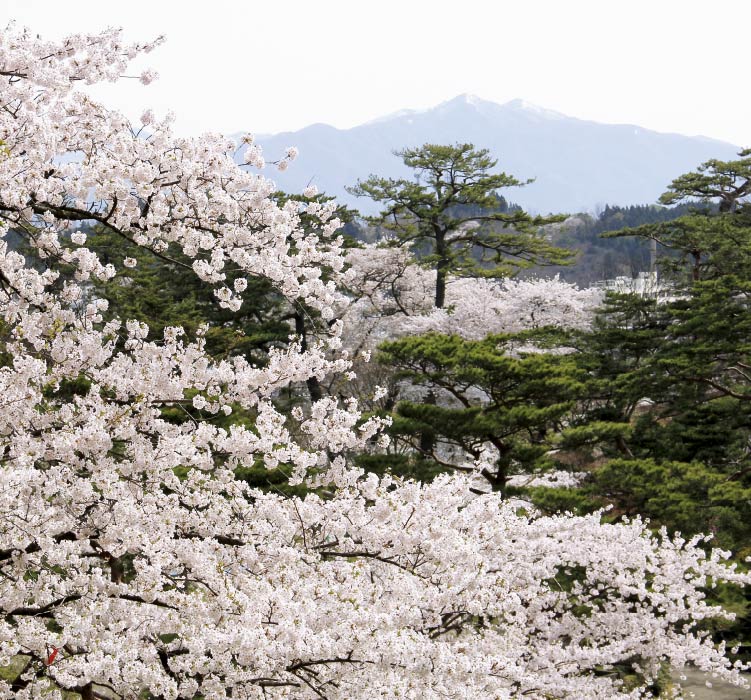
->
[[341, 246, 602, 355]]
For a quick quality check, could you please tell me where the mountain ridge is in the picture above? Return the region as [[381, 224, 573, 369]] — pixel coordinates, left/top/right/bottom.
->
[[243, 95, 740, 215]]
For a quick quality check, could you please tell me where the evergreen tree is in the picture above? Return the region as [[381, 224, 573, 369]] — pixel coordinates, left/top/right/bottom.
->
[[378, 331, 585, 492], [88, 191, 358, 370], [551, 151, 751, 656], [604, 149, 751, 283], [348, 143, 571, 308]]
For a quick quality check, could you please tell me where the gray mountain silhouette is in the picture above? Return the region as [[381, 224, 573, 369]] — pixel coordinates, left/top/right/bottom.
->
[[245, 94, 740, 215]]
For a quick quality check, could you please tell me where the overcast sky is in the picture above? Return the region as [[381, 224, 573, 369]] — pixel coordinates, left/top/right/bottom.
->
[[1, 0, 749, 146]]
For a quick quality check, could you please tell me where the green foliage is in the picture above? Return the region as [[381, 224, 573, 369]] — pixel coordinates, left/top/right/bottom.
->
[[233, 463, 310, 499], [352, 452, 451, 482], [659, 148, 751, 212], [87, 190, 359, 364], [649, 276, 751, 402], [378, 331, 585, 490], [0, 319, 13, 369], [590, 459, 751, 551], [631, 398, 751, 467], [86, 224, 291, 364], [603, 149, 751, 284], [561, 151, 751, 656], [522, 485, 600, 515], [571, 292, 669, 433]]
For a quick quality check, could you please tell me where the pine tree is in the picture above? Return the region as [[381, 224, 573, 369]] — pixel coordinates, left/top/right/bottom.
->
[[378, 331, 585, 493], [348, 143, 571, 308]]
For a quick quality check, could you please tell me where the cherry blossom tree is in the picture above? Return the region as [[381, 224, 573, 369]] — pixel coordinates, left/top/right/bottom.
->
[[0, 25, 750, 700], [401, 275, 602, 339], [340, 246, 601, 351]]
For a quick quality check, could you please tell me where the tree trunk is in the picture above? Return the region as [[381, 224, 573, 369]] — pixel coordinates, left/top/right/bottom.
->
[[434, 231, 448, 309], [692, 251, 701, 282], [294, 309, 323, 403], [110, 555, 123, 584], [425, 234, 448, 449], [418, 390, 436, 454], [493, 461, 509, 495], [435, 265, 447, 309], [484, 442, 511, 496]]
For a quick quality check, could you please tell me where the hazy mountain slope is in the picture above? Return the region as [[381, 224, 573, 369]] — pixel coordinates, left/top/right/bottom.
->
[[247, 94, 740, 215]]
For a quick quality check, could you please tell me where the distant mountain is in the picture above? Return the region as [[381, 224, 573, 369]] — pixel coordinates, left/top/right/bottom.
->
[[243, 94, 740, 215]]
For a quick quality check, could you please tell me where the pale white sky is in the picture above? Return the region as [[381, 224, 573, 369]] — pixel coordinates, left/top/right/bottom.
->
[[1, 0, 749, 145]]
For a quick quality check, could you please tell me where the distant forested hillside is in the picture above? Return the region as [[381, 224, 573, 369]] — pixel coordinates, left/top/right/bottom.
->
[[348, 200, 697, 287], [524, 202, 699, 285]]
